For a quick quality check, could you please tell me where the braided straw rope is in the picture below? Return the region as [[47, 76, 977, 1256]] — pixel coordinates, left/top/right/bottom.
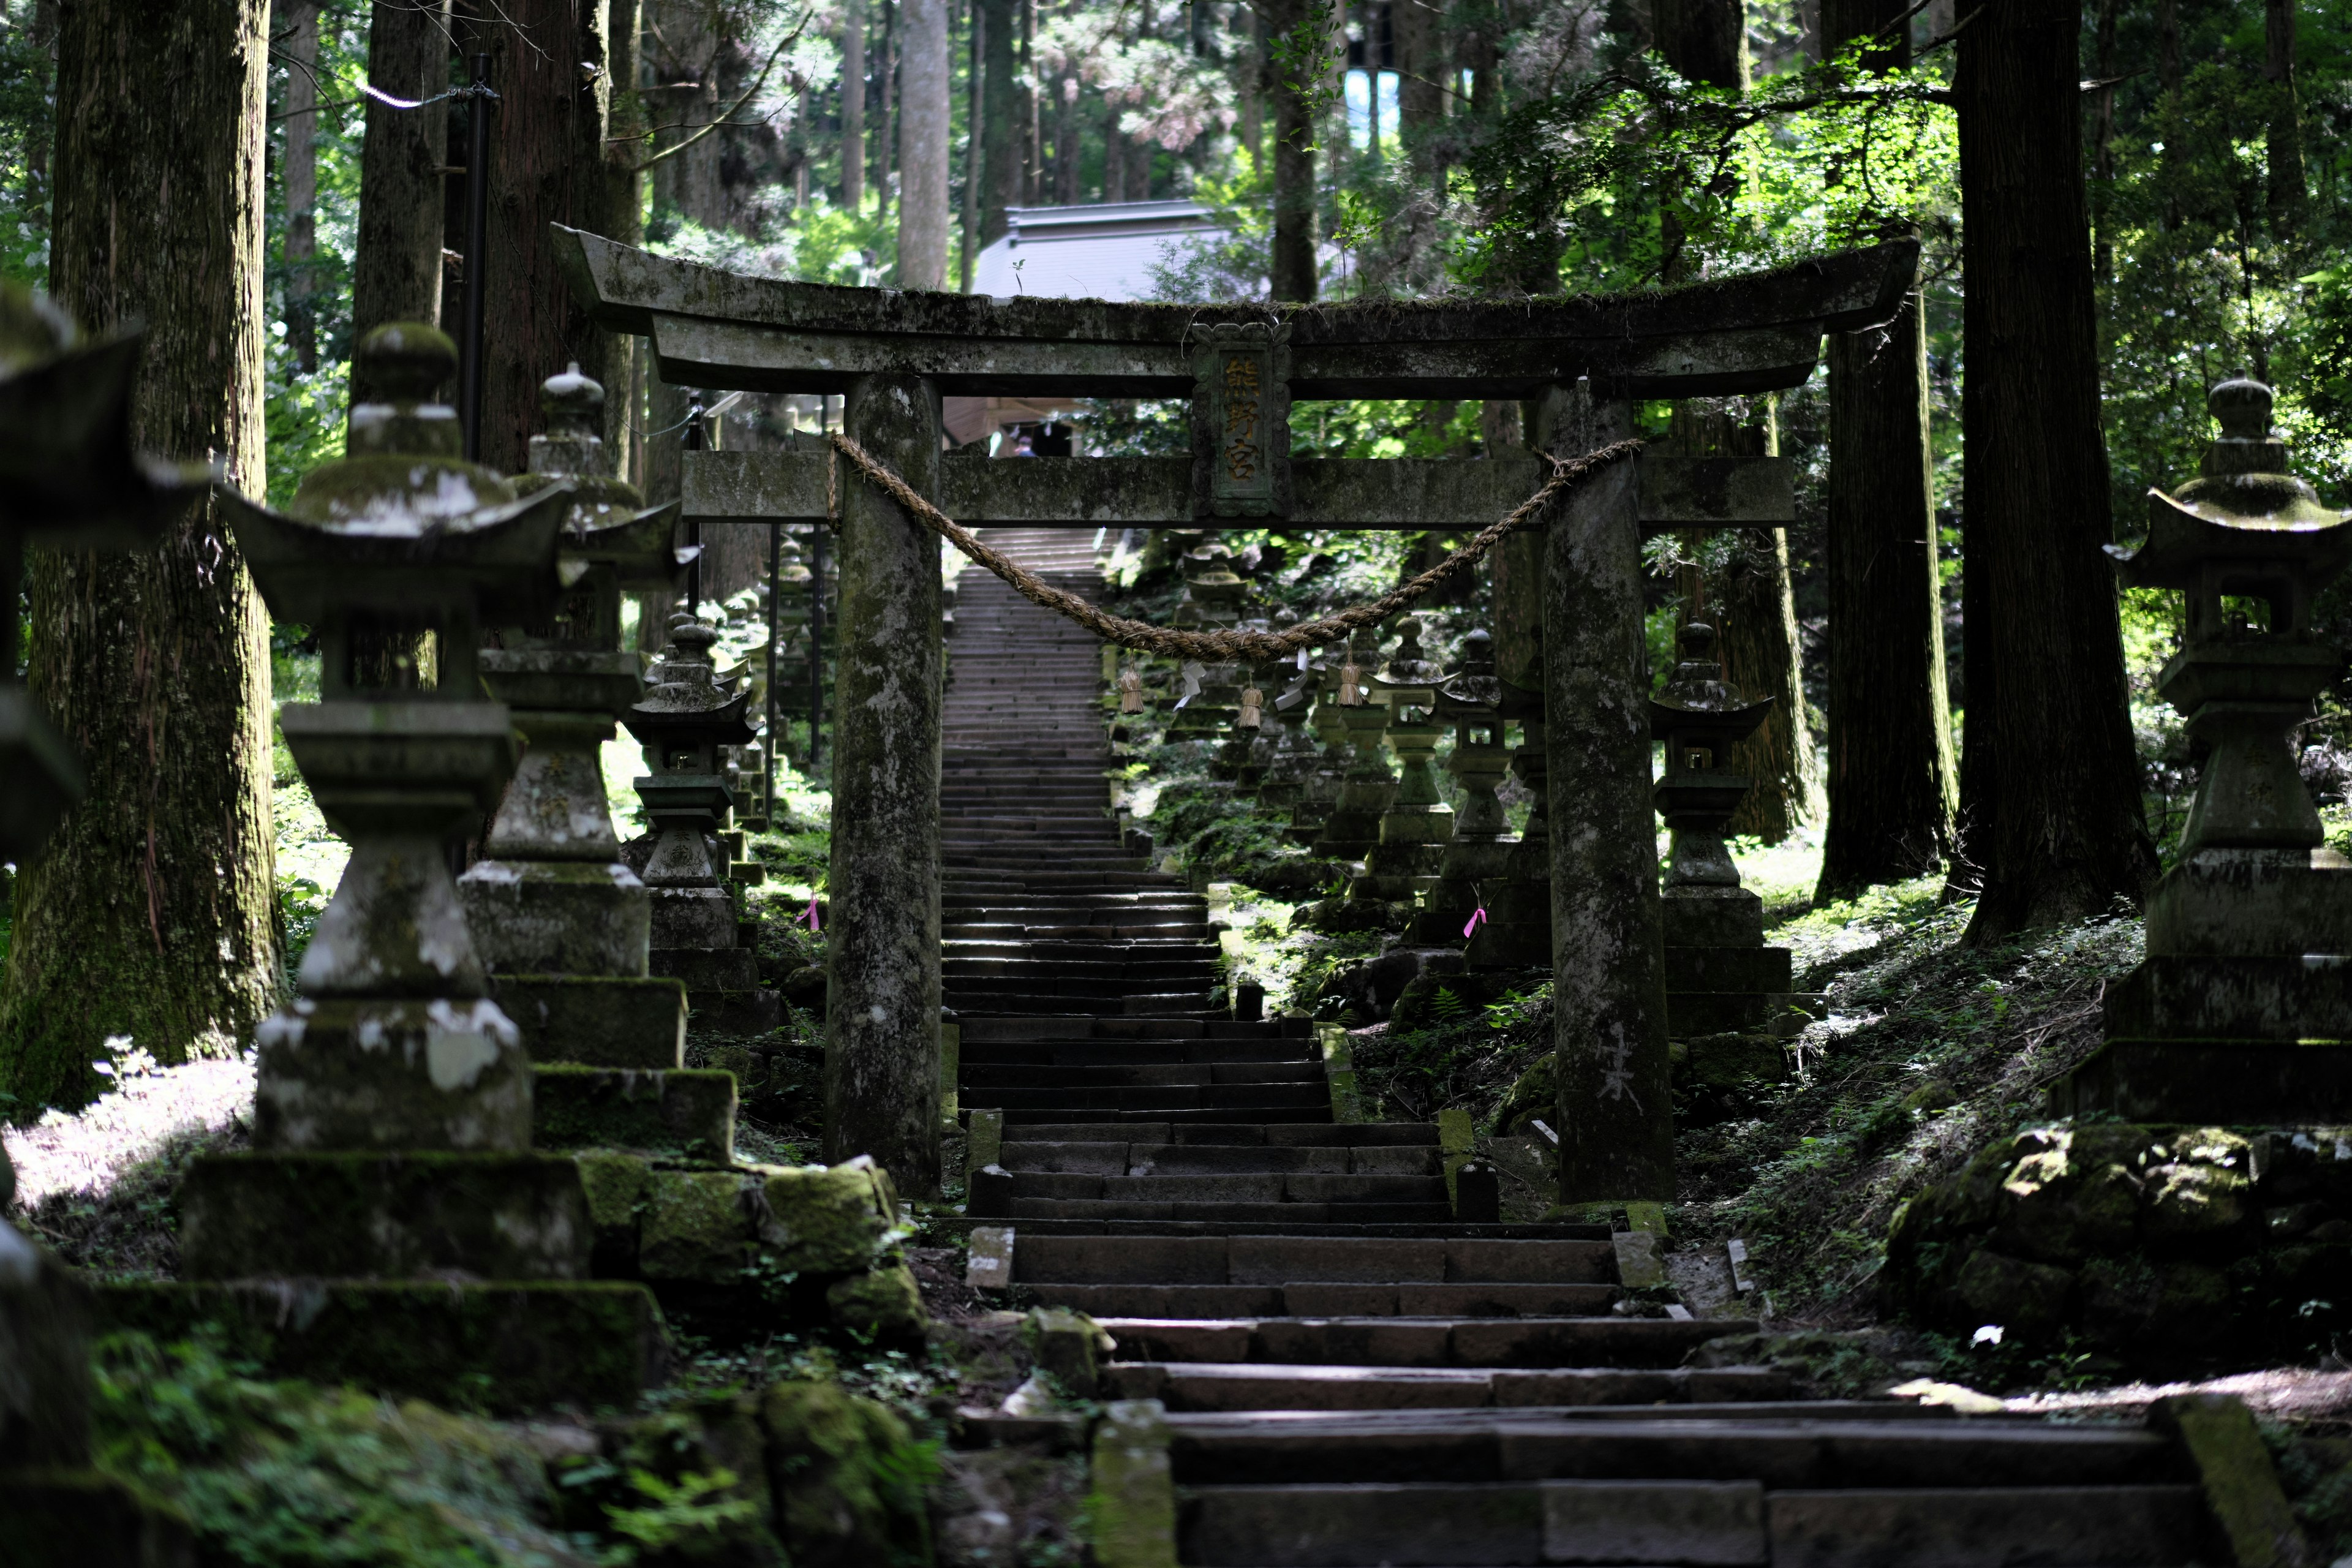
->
[[825, 431, 1645, 662]]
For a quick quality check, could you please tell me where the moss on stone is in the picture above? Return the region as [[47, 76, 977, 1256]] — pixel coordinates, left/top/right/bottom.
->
[[752, 1160, 897, 1276], [532, 1065, 736, 1163], [638, 1170, 753, 1283], [2152, 1393, 2308, 1567], [757, 1379, 933, 1568], [1085, 1400, 1178, 1568], [574, 1149, 652, 1229], [491, 974, 687, 1069], [826, 1263, 928, 1346]]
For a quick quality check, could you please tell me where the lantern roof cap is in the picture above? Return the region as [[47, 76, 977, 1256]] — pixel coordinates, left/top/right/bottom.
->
[[1650, 621, 1773, 741]]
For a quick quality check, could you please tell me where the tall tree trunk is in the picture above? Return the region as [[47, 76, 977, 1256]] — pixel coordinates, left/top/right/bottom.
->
[[6, 0, 276, 1110], [1954, 0, 2154, 936], [1392, 0, 1443, 179], [978, 0, 1015, 239], [1718, 524, 1823, 841], [478, 2, 613, 474], [899, 0, 948, 286], [843, 0, 866, 206], [281, 1, 319, 371], [352, 0, 451, 383], [2090, 0, 2117, 279], [876, 0, 897, 214], [1653, 0, 1747, 86], [606, 0, 646, 482], [1054, 68, 1077, 202], [2265, 0, 2304, 230], [961, 0, 981, 288], [1816, 0, 1954, 897], [1240, 0, 1262, 172], [1020, 0, 1036, 203], [1267, 0, 1316, 302]]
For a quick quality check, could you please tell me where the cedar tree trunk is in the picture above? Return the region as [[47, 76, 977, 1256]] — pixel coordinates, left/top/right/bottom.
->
[[5, 0, 277, 1110], [352, 0, 450, 362], [978, 0, 1014, 241], [1815, 0, 1956, 897], [478, 0, 613, 474], [843, 0, 867, 208], [281, 1, 319, 371], [1267, 0, 1316, 303], [897, 0, 948, 288], [1954, 0, 2155, 935]]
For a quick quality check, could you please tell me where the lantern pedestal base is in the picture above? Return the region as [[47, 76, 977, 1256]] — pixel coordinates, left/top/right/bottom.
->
[[2060, 1038, 2352, 1123], [531, 1063, 737, 1163], [178, 1149, 595, 1280], [489, 973, 687, 1068], [252, 997, 533, 1153], [2103, 954, 2352, 1040], [2147, 848, 2352, 956], [91, 1278, 665, 1414], [458, 858, 651, 976]]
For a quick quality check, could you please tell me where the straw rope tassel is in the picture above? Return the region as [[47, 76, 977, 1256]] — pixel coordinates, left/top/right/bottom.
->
[[826, 431, 1644, 661]]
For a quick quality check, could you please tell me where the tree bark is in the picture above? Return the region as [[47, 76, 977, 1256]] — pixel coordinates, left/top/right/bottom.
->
[[1391, 0, 1444, 179], [1267, 0, 1316, 303], [978, 0, 1015, 240], [876, 0, 897, 213], [1954, 0, 2154, 936], [1816, 0, 1955, 897], [606, 0, 646, 481], [1717, 518, 1823, 841], [477, 1, 613, 475], [897, 0, 948, 287], [352, 0, 450, 381], [1653, 0, 1747, 86], [843, 0, 866, 207], [6, 0, 277, 1110], [280, 1, 319, 371], [961, 0, 980, 288]]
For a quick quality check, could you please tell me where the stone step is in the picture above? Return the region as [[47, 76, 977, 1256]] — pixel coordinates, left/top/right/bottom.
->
[[971, 1082, 1329, 1112], [1032, 1282, 1616, 1318], [947, 999, 1219, 1022], [946, 960, 1220, 982], [1001, 1140, 1431, 1174], [1003, 1104, 1334, 1125], [1011, 1199, 1456, 1224], [957, 1018, 1309, 1042], [1012, 1235, 1619, 1286], [964, 1063, 1322, 1089], [1099, 1315, 1753, 1370], [1109, 1362, 1784, 1414], [1175, 1479, 2202, 1566], [1013, 1172, 1447, 1204], [966, 1042, 1311, 1066], [1000, 1118, 1421, 1143]]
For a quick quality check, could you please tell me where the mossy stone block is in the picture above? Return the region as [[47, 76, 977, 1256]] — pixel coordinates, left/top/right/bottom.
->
[[638, 1169, 753, 1283], [91, 1280, 665, 1415], [1087, 1399, 1178, 1568], [753, 1158, 898, 1275], [758, 1380, 930, 1568], [0, 1466, 195, 1567], [826, 1262, 928, 1344], [178, 1150, 592, 1281], [253, 997, 533, 1153], [458, 858, 650, 976], [490, 973, 686, 1069], [2152, 1393, 2307, 1567], [1020, 1306, 1109, 1396], [531, 1064, 736, 1163], [574, 1149, 651, 1228], [1678, 1033, 1790, 1091]]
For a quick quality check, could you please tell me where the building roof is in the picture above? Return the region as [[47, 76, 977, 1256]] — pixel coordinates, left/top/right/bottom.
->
[[969, 200, 1224, 303]]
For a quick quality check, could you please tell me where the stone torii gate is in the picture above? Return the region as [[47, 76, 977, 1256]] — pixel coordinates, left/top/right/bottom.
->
[[557, 228, 1916, 1201]]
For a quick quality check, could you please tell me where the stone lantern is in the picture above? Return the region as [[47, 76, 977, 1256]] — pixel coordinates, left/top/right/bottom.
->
[[1311, 624, 1395, 863], [1351, 615, 1454, 905], [1411, 629, 1515, 946], [2068, 377, 2352, 1120], [1169, 541, 1246, 737], [625, 619, 774, 1027], [175, 323, 658, 1403], [1284, 652, 1350, 847], [1651, 621, 1810, 1061], [0, 285, 203, 861], [1259, 651, 1323, 818]]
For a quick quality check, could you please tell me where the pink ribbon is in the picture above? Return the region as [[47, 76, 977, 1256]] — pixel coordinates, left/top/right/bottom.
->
[[1462, 907, 1488, 939], [805, 895, 823, 932]]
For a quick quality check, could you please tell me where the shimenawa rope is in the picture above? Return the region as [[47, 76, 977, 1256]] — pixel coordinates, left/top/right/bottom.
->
[[824, 432, 1646, 662]]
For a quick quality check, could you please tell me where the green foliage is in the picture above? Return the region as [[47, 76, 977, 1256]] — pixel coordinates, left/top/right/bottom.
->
[[597, 1468, 767, 1567], [0, 18, 53, 288], [1348, 982, 1550, 1123], [91, 1330, 589, 1567]]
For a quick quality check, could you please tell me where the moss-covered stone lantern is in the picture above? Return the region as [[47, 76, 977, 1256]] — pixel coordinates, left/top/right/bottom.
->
[[1411, 628, 1513, 946], [2068, 377, 2352, 1120], [1311, 624, 1395, 863], [625, 619, 771, 1025], [1351, 615, 1454, 905], [171, 323, 659, 1407]]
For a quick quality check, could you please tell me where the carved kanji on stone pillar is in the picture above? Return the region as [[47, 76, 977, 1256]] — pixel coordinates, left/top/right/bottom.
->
[[1190, 320, 1291, 520]]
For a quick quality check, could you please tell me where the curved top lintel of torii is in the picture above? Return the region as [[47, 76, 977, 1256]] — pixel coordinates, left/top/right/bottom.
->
[[550, 224, 1918, 405]]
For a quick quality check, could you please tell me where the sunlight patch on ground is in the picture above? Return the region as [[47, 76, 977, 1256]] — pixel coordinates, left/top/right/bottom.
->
[[273, 772, 349, 894], [4, 1050, 254, 1210]]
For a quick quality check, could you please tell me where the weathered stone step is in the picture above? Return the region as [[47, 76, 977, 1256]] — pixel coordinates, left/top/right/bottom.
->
[[972, 1083, 1328, 1113], [963, 1062, 1321, 1089], [1015, 1199, 1456, 1224], [1013, 1172, 1446, 1204], [948, 997, 1218, 1020], [1176, 1479, 2201, 1566], [946, 959, 1219, 982], [1001, 1139, 1427, 1172], [1033, 1282, 1616, 1318], [1003, 1118, 1417, 1143], [967, 1042, 1311, 1067], [1012, 1234, 1618, 1286], [1001, 1104, 1332, 1125], [1109, 1362, 1787, 1414], [1099, 1315, 1752, 1370], [957, 1017, 1308, 1042]]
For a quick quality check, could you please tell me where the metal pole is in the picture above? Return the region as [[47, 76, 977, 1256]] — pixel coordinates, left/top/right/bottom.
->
[[809, 522, 825, 764], [766, 521, 781, 779], [461, 53, 492, 462], [683, 393, 705, 614]]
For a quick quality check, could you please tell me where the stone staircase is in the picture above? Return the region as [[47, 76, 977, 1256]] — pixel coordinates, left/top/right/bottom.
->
[[947, 530, 2226, 1568]]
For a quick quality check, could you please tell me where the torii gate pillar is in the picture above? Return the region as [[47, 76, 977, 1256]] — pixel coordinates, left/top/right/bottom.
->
[[1540, 382, 1676, 1204], [821, 374, 946, 1195]]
